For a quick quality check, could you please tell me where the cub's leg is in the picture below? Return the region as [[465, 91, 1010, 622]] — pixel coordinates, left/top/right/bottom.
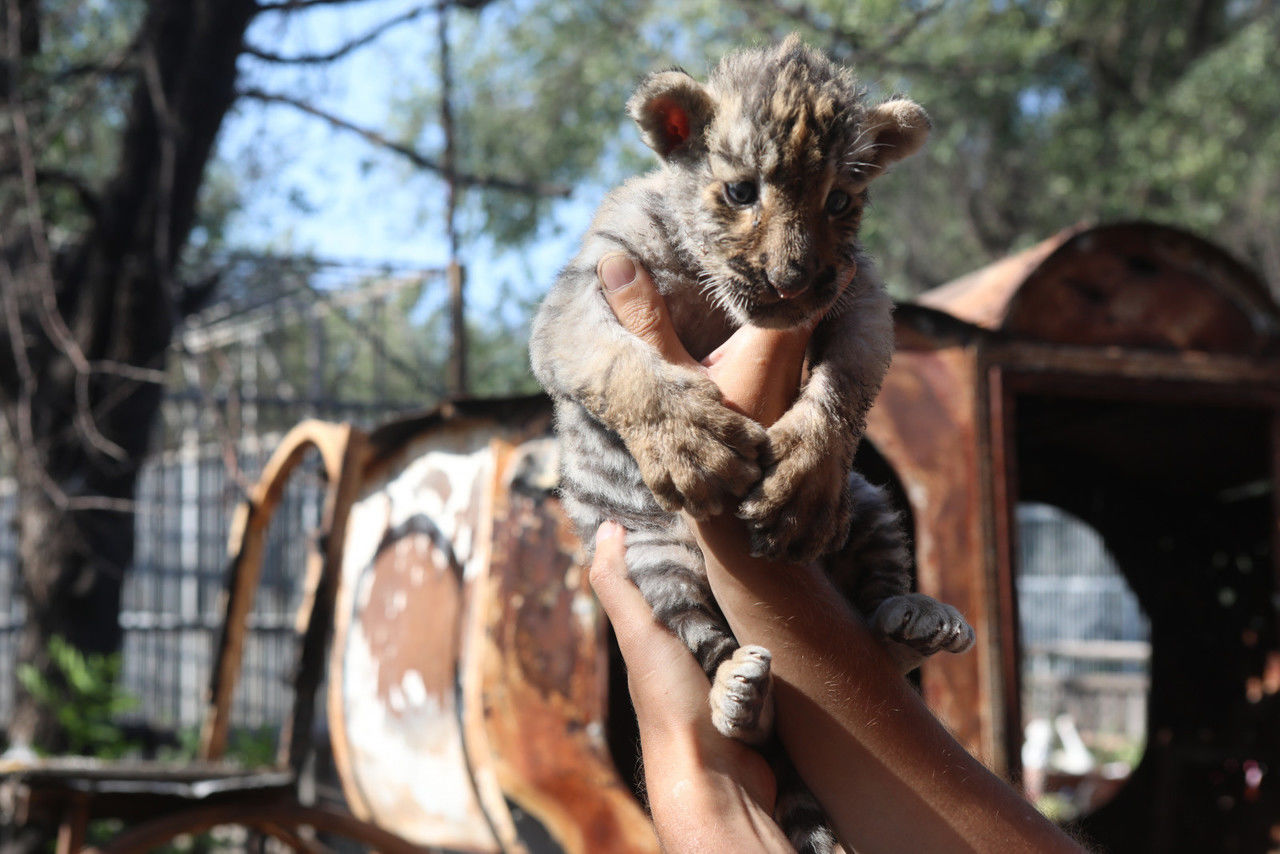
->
[[773, 752, 845, 854], [826, 471, 975, 671], [624, 523, 777, 743], [623, 523, 738, 673]]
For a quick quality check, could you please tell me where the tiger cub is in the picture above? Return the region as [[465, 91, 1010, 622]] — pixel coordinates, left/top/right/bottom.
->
[[530, 35, 973, 853]]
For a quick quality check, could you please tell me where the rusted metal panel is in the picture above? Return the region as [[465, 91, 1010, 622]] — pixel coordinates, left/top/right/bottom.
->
[[330, 422, 511, 851], [916, 226, 1079, 330], [479, 438, 660, 854], [983, 367, 1027, 783], [918, 223, 1279, 356], [328, 407, 655, 853], [866, 345, 1004, 771], [201, 420, 364, 763]]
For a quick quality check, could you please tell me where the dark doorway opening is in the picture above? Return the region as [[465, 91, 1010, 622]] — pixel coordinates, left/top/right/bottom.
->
[[1006, 388, 1279, 852]]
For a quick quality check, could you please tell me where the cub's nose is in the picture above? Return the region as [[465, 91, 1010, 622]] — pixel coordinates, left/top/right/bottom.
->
[[764, 262, 810, 300]]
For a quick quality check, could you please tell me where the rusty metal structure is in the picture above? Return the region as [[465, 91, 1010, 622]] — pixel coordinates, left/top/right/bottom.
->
[[872, 222, 1280, 851], [317, 222, 1280, 852], [5, 222, 1277, 852]]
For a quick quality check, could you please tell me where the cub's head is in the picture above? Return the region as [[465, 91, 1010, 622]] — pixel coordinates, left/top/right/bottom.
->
[[627, 35, 928, 328]]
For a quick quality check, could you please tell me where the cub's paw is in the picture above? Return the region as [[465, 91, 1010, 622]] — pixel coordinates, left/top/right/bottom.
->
[[627, 378, 767, 518], [710, 645, 774, 744], [738, 416, 854, 563], [871, 593, 975, 657]]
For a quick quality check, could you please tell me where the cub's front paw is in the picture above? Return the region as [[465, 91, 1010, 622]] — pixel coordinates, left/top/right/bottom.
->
[[626, 378, 768, 518], [871, 593, 975, 656], [710, 645, 774, 744], [737, 416, 854, 563]]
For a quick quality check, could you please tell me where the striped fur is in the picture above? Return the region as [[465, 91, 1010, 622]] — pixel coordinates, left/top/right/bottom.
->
[[531, 37, 971, 854]]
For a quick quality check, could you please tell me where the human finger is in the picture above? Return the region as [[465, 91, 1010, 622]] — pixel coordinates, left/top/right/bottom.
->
[[598, 253, 698, 368], [588, 522, 709, 706], [702, 324, 811, 427]]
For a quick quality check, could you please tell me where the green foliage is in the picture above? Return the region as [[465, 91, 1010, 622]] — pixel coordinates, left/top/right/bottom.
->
[[392, 0, 1280, 297], [224, 726, 278, 768], [16, 636, 138, 758], [12, 0, 147, 237]]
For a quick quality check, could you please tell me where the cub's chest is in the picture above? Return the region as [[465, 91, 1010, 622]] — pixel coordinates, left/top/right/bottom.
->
[[653, 271, 738, 361]]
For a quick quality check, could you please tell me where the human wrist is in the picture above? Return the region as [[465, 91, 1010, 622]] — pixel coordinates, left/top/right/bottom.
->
[[647, 763, 792, 854]]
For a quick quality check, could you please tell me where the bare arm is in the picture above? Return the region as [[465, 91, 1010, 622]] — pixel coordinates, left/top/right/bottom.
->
[[599, 256, 1085, 854], [589, 521, 794, 854]]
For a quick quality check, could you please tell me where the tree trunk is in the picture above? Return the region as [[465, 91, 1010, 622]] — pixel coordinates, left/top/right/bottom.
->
[[1, 0, 258, 753]]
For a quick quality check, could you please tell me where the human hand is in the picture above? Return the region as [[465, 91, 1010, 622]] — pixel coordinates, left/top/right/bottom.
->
[[588, 521, 793, 853], [597, 253, 813, 427], [595, 257, 1086, 854]]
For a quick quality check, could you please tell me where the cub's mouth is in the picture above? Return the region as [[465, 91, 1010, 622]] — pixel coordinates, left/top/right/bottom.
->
[[742, 264, 845, 327]]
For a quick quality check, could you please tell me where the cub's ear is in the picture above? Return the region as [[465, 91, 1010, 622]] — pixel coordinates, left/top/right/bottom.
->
[[627, 70, 714, 162], [857, 97, 931, 181]]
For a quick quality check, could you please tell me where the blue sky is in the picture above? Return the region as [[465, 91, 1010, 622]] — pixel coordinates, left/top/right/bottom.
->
[[219, 0, 600, 323]]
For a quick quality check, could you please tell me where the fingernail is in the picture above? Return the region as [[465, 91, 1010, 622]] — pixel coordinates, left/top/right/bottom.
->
[[596, 519, 624, 544], [599, 254, 637, 292]]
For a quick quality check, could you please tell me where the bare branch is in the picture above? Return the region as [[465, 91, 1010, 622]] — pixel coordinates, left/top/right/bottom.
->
[[239, 87, 572, 197], [244, 3, 434, 64], [256, 0, 377, 12], [5, 1, 129, 463], [33, 168, 103, 218], [1, 257, 140, 516], [880, 0, 950, 51], [297, 277, 449, 398], [255, 0, 493, 12]]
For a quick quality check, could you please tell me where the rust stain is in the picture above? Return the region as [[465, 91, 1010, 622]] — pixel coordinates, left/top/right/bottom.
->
[[362, 529, 460, 707], [869, 344, 992, 766], [478, 440, 659, 854], [917, 222, 1278, 357], [422, 468, 453, 504]]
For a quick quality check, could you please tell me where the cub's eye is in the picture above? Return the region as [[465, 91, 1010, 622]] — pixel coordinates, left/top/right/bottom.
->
[[825, 189, 852, 216], [724, 180, 758, 206]]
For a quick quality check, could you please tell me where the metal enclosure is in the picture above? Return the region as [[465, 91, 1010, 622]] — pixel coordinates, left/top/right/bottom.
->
[[868, 222, 1280, 851]]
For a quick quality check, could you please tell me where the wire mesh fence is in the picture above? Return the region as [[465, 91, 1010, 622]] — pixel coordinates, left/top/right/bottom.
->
[[1016, 502, 1152, 815], [0, 259, 450, 740], [1018, 502, 1151, 740]]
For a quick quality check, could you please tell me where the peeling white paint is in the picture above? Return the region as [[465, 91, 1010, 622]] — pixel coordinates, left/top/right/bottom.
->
[[402, 669, 428, 708], [564, 565, 581, 590], [342, 605, 495, 848], [336, 430, 501, 849], [572, 591, 599, 633], [343, 431, 496, 602], [907, 481, 928, 510]]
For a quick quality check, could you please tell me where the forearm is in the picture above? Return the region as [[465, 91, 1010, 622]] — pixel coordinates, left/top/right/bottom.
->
[[692, 514, 1082, 854], [641, 731, 794, 854]]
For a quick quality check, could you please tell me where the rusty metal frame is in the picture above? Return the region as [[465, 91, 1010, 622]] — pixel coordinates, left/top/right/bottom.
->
[[984, 366, 1025, 782], [200, 419, 369, 768]]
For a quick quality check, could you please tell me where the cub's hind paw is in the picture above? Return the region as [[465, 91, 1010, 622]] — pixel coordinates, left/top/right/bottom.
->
[[710, 645, 774, 744], [871, 593, 974, 657]]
